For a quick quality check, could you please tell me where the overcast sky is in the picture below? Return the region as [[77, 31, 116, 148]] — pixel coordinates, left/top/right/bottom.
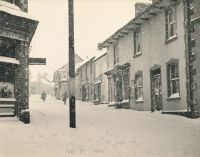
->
[[28, 0, 151, 81]]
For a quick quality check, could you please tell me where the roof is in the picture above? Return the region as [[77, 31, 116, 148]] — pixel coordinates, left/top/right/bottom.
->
[[77, 56, 95, 69], [54, 54, 83, 72], [100, 0, 179, 47], [94, 49, 107, 61], [0, 1, 37, 21]]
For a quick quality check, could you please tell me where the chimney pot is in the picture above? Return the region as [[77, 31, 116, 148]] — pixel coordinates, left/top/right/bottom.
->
[[135, 3, 151, 17]]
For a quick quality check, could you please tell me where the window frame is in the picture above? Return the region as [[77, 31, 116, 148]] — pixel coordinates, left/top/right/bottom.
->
[[165, 5, 177, 41], [113, 43, 119, 65], [134, 30, 142, 57], [134, 71, 143, 102], [166, 60, 180, 99]]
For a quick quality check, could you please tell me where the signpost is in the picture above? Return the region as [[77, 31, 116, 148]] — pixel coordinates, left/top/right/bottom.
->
[[68, 0, 76, 128]]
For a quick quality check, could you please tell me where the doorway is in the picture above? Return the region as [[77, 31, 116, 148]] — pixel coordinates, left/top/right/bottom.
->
[[151, 67, 162, 111]]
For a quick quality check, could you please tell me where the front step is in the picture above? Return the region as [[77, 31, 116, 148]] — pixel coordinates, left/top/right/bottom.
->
[[0, 112, 15, 117], [0, 98, 16, 117]]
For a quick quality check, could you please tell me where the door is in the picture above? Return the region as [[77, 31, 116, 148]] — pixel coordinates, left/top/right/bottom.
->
[[97, 84, 101, 103], [151, 69, 162, 111], [116, 76, 123, 102], [82, 85, 86, 101]]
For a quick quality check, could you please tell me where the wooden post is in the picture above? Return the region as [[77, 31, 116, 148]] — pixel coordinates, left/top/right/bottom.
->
[[68, 0, 76, 128]]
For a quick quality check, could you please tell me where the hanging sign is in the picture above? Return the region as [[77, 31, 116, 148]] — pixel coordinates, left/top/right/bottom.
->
[[28, 58, 46, 65]]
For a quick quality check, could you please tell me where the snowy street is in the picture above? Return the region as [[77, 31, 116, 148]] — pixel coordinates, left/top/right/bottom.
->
[[0, 95, 200, 157]]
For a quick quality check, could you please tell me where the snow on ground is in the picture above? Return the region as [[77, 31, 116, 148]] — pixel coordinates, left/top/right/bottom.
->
[[0, 95, 200, 157]]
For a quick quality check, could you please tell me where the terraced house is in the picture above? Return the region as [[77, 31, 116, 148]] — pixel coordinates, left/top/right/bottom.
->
[[93, 50, 108, 104], [53, 54, 83, 99], [100, 0, 199, 117], [76, 56, 95, 101]]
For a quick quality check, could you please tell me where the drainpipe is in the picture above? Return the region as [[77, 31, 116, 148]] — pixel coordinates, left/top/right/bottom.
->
[[184, 0, 197, 118]]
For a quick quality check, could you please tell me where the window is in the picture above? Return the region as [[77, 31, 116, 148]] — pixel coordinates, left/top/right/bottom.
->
[[99, 64, 102, 75], [167, 62, 180, 98], [113, 44, 119, 65], [90, 62, 93, 74], [134, 72, 143, 101], [166, 5, 177, 40], [134, 30, 142, 56]]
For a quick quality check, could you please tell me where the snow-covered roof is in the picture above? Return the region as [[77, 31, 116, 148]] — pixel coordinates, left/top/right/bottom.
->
[[100, 0, 176, 47], [0, 56, 20, 64], [40, 79, 54, 87], [94, 49, 107, 61], [59, 78, 68, 82], [77, 56, 95, 69], [0, 1, 37, 21]]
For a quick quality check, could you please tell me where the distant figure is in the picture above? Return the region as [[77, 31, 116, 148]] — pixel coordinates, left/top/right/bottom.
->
[[62, 91, 68, 105], [41, 91, 47, 102]]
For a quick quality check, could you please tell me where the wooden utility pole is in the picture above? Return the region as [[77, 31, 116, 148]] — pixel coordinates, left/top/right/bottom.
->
[[68, 0, 76, 128]]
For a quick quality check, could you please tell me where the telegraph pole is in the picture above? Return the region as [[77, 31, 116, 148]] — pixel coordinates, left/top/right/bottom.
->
[[68, 0, 76, 128]]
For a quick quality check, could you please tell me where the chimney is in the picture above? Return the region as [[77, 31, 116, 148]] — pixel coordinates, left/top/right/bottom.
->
[[15, 0, 28, 12], [135, 3, 151, 16]]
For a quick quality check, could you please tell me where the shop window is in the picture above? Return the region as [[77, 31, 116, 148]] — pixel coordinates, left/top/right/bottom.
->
[[0, 82, 14, 98], [134, 30, 142, 56], [167, 60, 180, 98], [134, 71, 143, 101], [166, 5, 177, 41]]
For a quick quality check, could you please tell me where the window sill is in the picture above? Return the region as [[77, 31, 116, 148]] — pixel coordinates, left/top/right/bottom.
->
[[167, 96, 181, 101], [165, 35, 177, 44], [133, 52, 142, 58], [135, 99, 144, 103]]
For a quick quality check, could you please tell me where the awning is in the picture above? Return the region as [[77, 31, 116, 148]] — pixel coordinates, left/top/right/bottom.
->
[[94, 80, 101, 85], [105, 62, 130, 76], [0, 56, 20, 65]]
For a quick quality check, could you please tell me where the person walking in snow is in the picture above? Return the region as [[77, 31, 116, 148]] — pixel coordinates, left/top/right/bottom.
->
[[41, 91, 47, 102], [62, 91, 68, 105]]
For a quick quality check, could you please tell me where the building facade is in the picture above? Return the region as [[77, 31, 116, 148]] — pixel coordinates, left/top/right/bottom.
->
[[100, 0, 200, 116], [93, 50, 108, 104], [104, 41, 131, 108], [0, 0, 38, 119], [53, 54, 83, 99], [76, 57, 95, 101]]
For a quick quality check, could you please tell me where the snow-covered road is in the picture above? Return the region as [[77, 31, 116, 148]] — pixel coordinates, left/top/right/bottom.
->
[[0, 95, 200, 157]]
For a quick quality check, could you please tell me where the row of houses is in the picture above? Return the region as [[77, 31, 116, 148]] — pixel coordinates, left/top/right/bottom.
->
[[54, 0, 200, 117]]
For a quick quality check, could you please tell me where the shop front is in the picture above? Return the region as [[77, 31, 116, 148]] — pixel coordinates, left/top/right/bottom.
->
[[0, 2, 38, 122], [105, 63, 130, 108]]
